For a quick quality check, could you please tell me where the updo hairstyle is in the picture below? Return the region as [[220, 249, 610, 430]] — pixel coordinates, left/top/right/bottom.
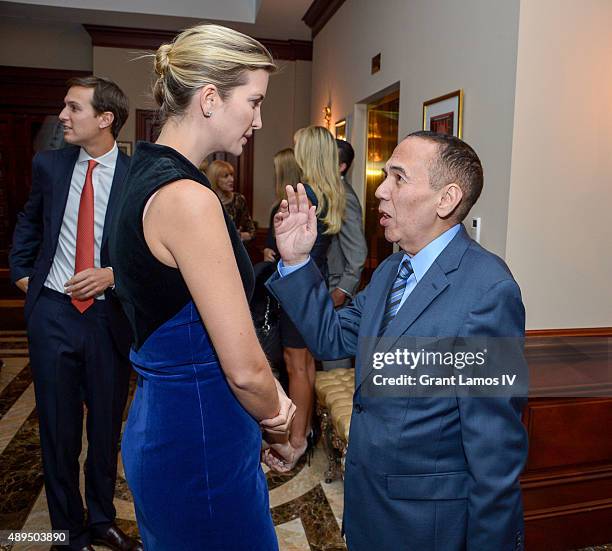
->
[[153, 24, 276, 123]]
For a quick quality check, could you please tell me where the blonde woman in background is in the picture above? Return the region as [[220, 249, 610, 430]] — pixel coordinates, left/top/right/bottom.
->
[[109, 24, 296, 550], [207, 159, 256, 242], [263, 148, 302, 262], [265, 127, 346, 471]]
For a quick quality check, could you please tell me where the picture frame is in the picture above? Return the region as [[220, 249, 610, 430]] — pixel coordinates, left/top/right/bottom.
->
[[335, 119, 347, 140], [117, 141, 132, 156], [422, 89, 463, 138]]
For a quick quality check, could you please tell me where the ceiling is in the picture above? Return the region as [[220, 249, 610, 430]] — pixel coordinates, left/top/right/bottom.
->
[[0, 0, 313, 40]]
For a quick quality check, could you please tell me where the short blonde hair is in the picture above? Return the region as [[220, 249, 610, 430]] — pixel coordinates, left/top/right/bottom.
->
[[153, 24, 276, 122], [206, 160, 234, 192], [294, 126, 345, 235], [273, 148, 302, 202]]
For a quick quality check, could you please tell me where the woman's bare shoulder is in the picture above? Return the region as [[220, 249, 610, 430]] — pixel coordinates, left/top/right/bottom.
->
[[150, 179, 222, 218]]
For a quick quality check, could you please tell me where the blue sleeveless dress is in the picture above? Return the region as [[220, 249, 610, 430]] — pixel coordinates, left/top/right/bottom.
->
[[110, 142, 277, 550], [122, 301, 276, 550]]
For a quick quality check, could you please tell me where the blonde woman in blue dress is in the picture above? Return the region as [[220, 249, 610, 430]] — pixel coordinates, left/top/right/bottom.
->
[[110, 24, 295, 550]]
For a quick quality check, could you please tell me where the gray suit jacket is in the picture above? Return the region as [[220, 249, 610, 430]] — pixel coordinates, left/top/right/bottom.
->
[[327, 177, 367, 296]]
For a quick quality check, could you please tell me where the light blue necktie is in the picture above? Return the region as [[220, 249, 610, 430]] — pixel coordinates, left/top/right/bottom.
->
[[379, 259, 413, 335]]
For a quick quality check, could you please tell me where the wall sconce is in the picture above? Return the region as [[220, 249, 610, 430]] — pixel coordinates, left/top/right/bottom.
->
[[323, 105, 332, 129]]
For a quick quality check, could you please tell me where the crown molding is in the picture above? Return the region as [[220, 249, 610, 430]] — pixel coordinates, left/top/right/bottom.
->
[[302, 0, 346, 38], [83, 25, 312, 61], [256, 38, 312, 61]]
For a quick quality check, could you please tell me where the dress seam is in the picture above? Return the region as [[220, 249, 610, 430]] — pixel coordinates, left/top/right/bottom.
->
[[188, 302, 213, 519]]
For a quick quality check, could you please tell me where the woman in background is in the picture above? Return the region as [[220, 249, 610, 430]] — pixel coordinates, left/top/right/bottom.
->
[[267, 127, 346, 471], [109, 24, 295, 550], [263, 148, 302, 262], [208, 159, 256, 242]]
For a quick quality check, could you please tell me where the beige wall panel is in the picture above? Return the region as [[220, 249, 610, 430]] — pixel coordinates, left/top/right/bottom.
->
[[253, 60, 312, 226], [506, 0, 612, 328], [294, 60, 312, 130], [93, 46, 157, 144], [0, 17, 92, 70], [310, 0, 520, 258]]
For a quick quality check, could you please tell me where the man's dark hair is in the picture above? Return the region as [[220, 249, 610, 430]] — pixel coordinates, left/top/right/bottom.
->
[[66, 76, 129, 139], [336, 139, 355, 176], [407, 130, 483, 222]]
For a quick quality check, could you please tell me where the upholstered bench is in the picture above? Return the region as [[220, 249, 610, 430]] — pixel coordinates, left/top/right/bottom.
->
[[315, 368, 354, 482]]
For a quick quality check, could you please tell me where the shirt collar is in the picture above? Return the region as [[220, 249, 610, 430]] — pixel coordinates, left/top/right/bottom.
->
[[401, 224, 461, 282], [77, 142, 118, 169]]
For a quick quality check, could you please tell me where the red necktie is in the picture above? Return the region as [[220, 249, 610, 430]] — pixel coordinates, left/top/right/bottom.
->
[[72, 159, 98, 313]]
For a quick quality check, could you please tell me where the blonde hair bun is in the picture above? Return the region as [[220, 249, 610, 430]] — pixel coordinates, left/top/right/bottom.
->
[[154, 43, 172, 77], [152, 24, 276, 123]]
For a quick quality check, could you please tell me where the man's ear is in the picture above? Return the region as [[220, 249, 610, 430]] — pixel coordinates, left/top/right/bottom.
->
[[437, 182, 463, 219], [98, 111, 115, 132], [339, 162, 348, 175]]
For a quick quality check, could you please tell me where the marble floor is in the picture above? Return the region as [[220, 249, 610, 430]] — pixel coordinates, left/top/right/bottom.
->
[[0, 331, 345, 551], [1, 331, 610, 551]]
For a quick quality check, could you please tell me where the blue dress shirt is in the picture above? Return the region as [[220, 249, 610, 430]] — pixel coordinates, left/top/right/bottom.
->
[[278, 224, 461, 311]]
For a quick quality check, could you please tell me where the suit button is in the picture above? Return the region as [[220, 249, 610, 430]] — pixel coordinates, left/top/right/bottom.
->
[[354, 404, 363, 413]]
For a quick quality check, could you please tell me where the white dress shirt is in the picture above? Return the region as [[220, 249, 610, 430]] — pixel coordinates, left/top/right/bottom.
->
[[44, 143, 118, 298]]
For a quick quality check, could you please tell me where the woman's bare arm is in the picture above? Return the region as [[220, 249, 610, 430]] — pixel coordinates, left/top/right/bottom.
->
[[142, 179, 280, 421]]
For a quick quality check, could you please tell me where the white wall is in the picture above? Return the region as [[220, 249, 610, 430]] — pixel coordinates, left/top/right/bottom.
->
[[310, 0, 520, 258], [506, 0, 612, 328], [93, 46, 158, 144], [0, 17, 92, 70], [253, 59, 312, 225]]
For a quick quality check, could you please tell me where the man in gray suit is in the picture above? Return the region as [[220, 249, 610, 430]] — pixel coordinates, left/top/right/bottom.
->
[[324, 140, 368, 370], [328, 139, 367, 308]]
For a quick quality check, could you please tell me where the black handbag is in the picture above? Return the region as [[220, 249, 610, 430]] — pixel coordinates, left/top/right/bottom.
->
[[251, 261, 283, 371]]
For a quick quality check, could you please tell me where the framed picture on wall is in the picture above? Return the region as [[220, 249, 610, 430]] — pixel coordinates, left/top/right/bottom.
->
[[335, 119, 347, 140], [422, 89, 463, 138], [117, 141, 132, 156]]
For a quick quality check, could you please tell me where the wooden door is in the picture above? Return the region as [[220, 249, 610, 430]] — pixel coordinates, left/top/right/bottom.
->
[[363, 90, 400, 281]]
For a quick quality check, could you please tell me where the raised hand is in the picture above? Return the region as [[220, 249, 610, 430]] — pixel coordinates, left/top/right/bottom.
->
[[274, 183, 317, 266]]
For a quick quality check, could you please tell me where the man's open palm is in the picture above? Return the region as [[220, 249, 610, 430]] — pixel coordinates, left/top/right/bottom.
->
[[274, 183, 318, 265]]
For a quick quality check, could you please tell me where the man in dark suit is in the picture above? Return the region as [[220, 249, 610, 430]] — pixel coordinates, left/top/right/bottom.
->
[[266, 131, 528, 550], [9, 77, 141, 551]]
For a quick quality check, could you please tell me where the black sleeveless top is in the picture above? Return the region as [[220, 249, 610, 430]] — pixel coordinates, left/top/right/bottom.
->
[[109, 141, 254, 350]]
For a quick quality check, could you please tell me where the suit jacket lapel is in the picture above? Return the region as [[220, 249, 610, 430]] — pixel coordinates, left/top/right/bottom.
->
[[382, 226, 471, 349], [51, 146, 80, 248], [356, 226, 471, 392], [380, 262, 449, 349], [353, 253, 402, 391], [356, 264, 449, 391], [363, 253, 404, 338], [101, 151, 128, 247]]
